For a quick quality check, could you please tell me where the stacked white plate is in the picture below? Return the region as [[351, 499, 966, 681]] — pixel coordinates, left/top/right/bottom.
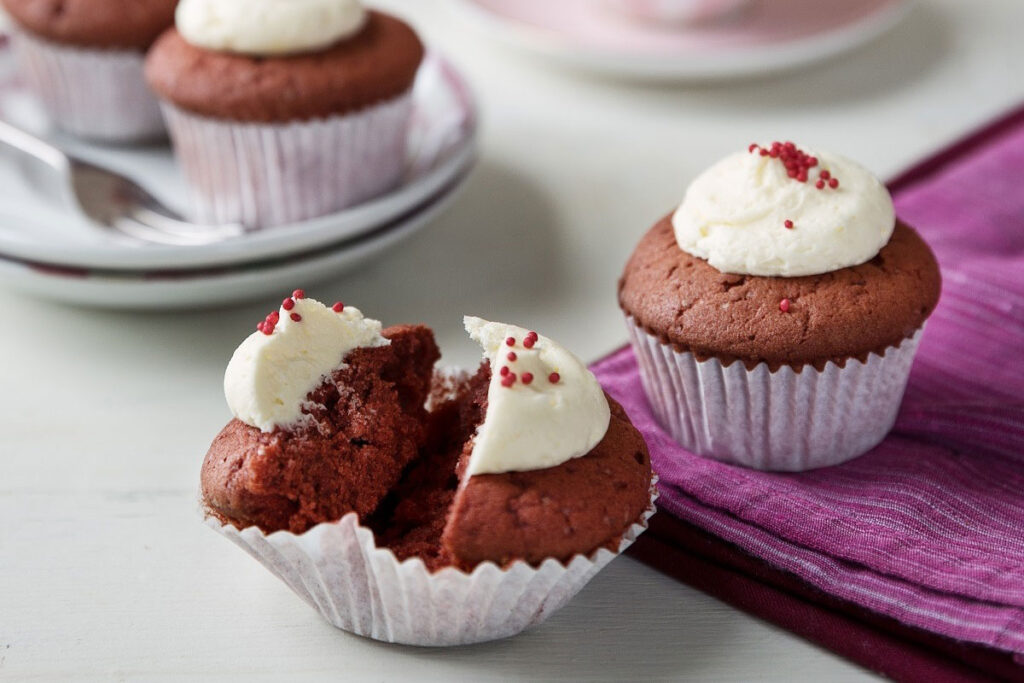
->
[[0, 53, 477, 309]]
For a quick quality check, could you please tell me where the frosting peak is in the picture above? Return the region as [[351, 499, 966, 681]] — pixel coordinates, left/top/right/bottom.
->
[[463, 317, 611, 476], [224, 295, 387, 432], [176, 0, 367, 57], [672, 143, 895, 277]]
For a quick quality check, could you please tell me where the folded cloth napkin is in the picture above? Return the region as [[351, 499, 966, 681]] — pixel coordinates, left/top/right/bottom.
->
[[592, 104, 1024, 683]]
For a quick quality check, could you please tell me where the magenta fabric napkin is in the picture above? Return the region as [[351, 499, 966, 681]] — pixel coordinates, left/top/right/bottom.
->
[[591, 105, 1024, 676]]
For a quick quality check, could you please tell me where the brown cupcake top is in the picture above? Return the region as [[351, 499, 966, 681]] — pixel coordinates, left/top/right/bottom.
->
[[619, 214, 941, 371], [1, 0, 177, 49], [144, 10, 424, 122]]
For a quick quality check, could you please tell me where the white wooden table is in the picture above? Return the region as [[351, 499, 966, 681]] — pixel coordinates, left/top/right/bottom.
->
[[4, 1, 1023, 679]]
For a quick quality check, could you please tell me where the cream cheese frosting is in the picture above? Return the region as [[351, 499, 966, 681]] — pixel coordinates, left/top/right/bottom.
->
[[224, 295, 387, 432], [463, 317, 611, 476], [671, 143, 895, 277], [176, 0, 367, 56]]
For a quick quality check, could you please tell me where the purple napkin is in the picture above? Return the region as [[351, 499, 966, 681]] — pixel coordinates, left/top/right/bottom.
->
[[592, 105, 1024, 664]]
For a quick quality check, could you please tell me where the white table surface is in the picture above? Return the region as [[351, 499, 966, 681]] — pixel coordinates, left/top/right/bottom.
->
[[4, 1, 1023, 680]]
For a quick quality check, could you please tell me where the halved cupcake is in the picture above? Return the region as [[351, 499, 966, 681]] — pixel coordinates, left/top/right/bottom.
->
[[202, 293, 654, 645]]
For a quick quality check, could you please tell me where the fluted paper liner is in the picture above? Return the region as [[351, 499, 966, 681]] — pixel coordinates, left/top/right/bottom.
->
[[160, 92, 413, 229], [205, 483, 656, 646], [10, 32, 165, 142], [626, 316, 923, 471]]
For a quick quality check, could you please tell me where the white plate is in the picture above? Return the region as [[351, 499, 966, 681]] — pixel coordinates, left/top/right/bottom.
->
[[0, 169, 468, 309], [0, 52, 476, 271], [454, 0, 912, 81]]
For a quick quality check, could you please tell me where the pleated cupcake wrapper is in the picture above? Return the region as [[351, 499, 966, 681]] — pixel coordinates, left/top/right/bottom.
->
[[206, 482, 657, 646], [9, 31, 165, 142], [160, 93, 413, 230], [625, 316, 923, 471]]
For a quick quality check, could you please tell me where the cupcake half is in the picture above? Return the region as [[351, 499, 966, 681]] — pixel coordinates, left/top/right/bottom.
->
[[2, 0, 174, 141], [145, 0, 424, 228], [619, 142, 941, 471], [202, 293, 654, 645]]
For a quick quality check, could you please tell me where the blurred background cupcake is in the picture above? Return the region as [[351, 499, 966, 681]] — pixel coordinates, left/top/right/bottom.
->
[[145, 0, 425, 229], [1, 0, 174, 142]]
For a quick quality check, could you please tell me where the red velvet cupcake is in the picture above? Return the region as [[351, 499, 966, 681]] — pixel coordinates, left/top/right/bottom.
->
[[202, 293, 654, 645], [619, 142, 941, 470], [144, 0, 424, 228]]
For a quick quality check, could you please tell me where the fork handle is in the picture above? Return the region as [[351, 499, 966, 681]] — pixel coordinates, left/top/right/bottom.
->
[[0, 118, 71, 175]]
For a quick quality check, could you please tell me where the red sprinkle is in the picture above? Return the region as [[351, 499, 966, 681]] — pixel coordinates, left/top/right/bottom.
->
[[784, 220, 794, 229], [332, 302, 344, 313], [290, 313, 302, 322], [829, 178, 839, 189], [507, 351, 517, 361], [264, 322, 275, 335], [257, 321, 267, 333], [505, 337, 516, 347], [779, 298, 791, 313], [523, 337, 536, 349], [521, 372, 534, 385], [499, 366, 510, 377], [816, 179, 826, 189], [754, 141, 832, 187], [292, 289, 305, 299], [282, 298, 295, 311], [501, 373, 516, 388], [266, 311, 280, 324], [548, 372, 560, 384], [820, 170, 831, 180]]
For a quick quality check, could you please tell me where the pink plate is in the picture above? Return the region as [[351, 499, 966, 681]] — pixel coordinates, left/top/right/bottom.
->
[[456, 0, 913, 80]]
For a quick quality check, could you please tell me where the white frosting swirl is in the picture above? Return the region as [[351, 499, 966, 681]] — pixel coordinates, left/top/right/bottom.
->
[[672, 146, 895, 277], [463, 317, 611, 476], [176, 0, 367, 56], [224, 297, 387, 432]]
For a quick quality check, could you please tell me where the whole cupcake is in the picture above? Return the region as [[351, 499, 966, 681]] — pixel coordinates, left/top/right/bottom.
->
[[145, 1, 424, 228], [202, 292, 654, 645], [1, 0, 174, 141], [618, 142, 941, 471]]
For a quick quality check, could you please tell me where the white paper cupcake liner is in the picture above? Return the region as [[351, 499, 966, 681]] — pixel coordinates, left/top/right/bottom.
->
[[9, 31, 165, 142], [160, 93, 414, 229], [206, 482, 657, 646], [626, 316, 923, 471]]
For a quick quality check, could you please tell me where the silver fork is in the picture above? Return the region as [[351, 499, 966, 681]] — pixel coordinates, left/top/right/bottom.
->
[[0, 118, 244, 245]]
